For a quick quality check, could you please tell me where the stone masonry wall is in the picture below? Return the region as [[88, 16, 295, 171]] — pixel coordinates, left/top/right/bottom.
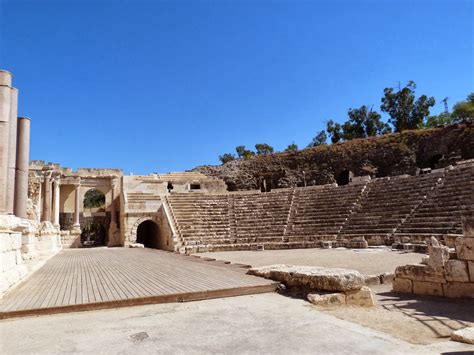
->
[[0, 231, 27, 295], [392, 215, 474, 298]]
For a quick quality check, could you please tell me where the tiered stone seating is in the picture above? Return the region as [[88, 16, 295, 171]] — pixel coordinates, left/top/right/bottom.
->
[[395, 161, 473, 244], [167, 194, 231, 252], [285, 184, 366, 245], [233, 190, 293, 246], [339, 172, 443, 245]]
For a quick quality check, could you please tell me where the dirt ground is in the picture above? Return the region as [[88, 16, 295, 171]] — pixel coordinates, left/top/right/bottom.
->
[[198, 247, 422, 275], [319, 284, 474, 345]]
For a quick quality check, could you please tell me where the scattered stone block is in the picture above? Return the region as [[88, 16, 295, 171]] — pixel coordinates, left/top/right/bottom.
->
[[442, 282, 474, 298], [364, 274, 381, 286], [345, 286, 375, 307], [129, 243, 144, 248], [451, 327, 474, 344], [307, 292, 346, 306], [455, 237, 474, 261], [248, 264, 364, 292], [392, 278, 413, 293], [412, 281, 444, 297], [445, 260, 470, 282]]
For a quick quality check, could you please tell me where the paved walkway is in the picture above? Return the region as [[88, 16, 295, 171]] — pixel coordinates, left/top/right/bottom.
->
[[0, 248, 277, 319], [2, 293, 472, 354]]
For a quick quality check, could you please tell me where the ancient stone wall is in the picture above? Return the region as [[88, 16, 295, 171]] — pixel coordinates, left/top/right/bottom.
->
[[195, 123, 473, 191], [393, 215, 474, 298]]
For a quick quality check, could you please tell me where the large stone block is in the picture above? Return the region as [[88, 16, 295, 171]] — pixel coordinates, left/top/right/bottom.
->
[[392, 278, 413, 293], [455, 237, 474, 261], [248, 264, 364, 292], [427, 244, 450, 270], [461, 214, 474, 238], [345, 286, 375, 307], [443, 282, 474, 298], [307, 292, 346, 306], [445, 260, 470, 282], [395, 264, 445, 283], [451, 327, 474, 345], [413, 281, 444, 297]]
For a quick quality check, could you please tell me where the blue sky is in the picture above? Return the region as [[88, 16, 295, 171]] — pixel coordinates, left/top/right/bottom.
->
[[1, 0, 472, 174]]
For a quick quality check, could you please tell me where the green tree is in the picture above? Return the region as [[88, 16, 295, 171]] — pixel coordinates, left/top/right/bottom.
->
[[452, 93, 474, 121], [342, 105, 391, 140], [285, 142, 299, 152], [424, 112, 455, 128], [326, 120, 343, 143], [218, 153, 235, 164], [255, 143, 274, 155], [380, 81, 435, 132], [307, 130, 327, 147], [83, 189, 105, 209], [235, 145, 255, 159]]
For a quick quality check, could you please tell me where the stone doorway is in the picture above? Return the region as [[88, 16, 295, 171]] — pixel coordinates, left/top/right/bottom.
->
[[81, 188, 108, 246], [136, 220, 161, 248]]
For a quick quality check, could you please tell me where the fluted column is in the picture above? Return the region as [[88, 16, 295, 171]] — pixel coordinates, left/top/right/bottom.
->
[[13, 117, 31, 218], [0, 70, 12, 213], [52, 175, 61, 227], [42, 170, 53, 222], [73, 181, 81, 228]]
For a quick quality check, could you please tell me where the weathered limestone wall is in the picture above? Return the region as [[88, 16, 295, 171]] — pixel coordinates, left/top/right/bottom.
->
[[393, 215, 474, 298], [0, 230, 26, 295]]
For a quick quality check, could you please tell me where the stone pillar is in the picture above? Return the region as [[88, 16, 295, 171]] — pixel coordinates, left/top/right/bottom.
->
[[41, 170, 53, 222], [110, 178, 117, 225], [52, 175, 61, 227], [73, 182, 81, 228], [6, 88, 18, 214], [13, 117, 31, 219], [0, 70, 12, 213]]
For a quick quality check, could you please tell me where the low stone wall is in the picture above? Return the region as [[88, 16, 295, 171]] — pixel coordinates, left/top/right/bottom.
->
[[0, 231, 27, 295], [393, 223, 474, 298]]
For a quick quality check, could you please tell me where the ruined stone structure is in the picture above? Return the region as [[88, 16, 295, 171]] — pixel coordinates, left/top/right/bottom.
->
[[195, 122, 473, 191], [0, 70, 45, 294], [1, 68, 473, 299], [392, 214, 474, 298], [167, 160, 472, 253]]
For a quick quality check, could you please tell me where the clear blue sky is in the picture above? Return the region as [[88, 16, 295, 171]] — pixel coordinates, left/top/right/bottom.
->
[[1, 0, 472, 174]]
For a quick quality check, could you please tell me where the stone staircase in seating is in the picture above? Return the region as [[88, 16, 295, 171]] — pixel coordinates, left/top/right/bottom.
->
[[394, 160, 473, 246], [338, 171, 445, 245]]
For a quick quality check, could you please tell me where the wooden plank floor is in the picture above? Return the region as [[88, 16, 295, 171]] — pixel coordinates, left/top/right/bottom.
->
[[0, 248, 277, 319]]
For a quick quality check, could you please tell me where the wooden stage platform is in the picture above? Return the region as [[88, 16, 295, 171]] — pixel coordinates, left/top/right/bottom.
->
[[0, 248, 277, 319]]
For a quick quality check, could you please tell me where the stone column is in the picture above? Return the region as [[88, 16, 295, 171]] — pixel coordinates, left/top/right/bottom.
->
[[13, 117, 31, 218], [73, 181, 81, 228], [41, 170, 53, 222], [52, 175, 61, 227], [6, 88, 18, 214], [110, 178, 117, 226], [0, 70, 12, 213]]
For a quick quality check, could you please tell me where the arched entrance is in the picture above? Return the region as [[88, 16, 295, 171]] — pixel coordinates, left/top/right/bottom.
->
[[136, 220, 161, 248], [336, 170, 352, 186], [81, 188, 108, 246]]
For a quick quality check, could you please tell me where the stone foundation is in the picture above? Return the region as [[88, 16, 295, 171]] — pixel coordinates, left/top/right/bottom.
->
[[0, 231, 27, 295], [393, 216, 474, 298]]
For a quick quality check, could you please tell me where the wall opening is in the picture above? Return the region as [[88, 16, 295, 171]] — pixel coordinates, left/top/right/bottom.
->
[[82, 189, 107, 246], [167, 182, 174, 193], [190, 183, 201, 190], [428, 154, 443, 169], [336, 170, 351, 186], [136, 220, 161, 248]]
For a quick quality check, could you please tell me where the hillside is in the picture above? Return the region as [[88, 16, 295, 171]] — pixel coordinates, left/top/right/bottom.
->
[[194, 122, 473, 191]]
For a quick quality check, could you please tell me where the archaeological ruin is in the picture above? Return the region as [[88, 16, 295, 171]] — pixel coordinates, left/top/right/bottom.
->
[[1, 68, 473, 305]]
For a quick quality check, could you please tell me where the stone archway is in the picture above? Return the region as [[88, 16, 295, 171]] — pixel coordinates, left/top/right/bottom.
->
[[136, 220, 161, 248], [81, 188, 108, 246]]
